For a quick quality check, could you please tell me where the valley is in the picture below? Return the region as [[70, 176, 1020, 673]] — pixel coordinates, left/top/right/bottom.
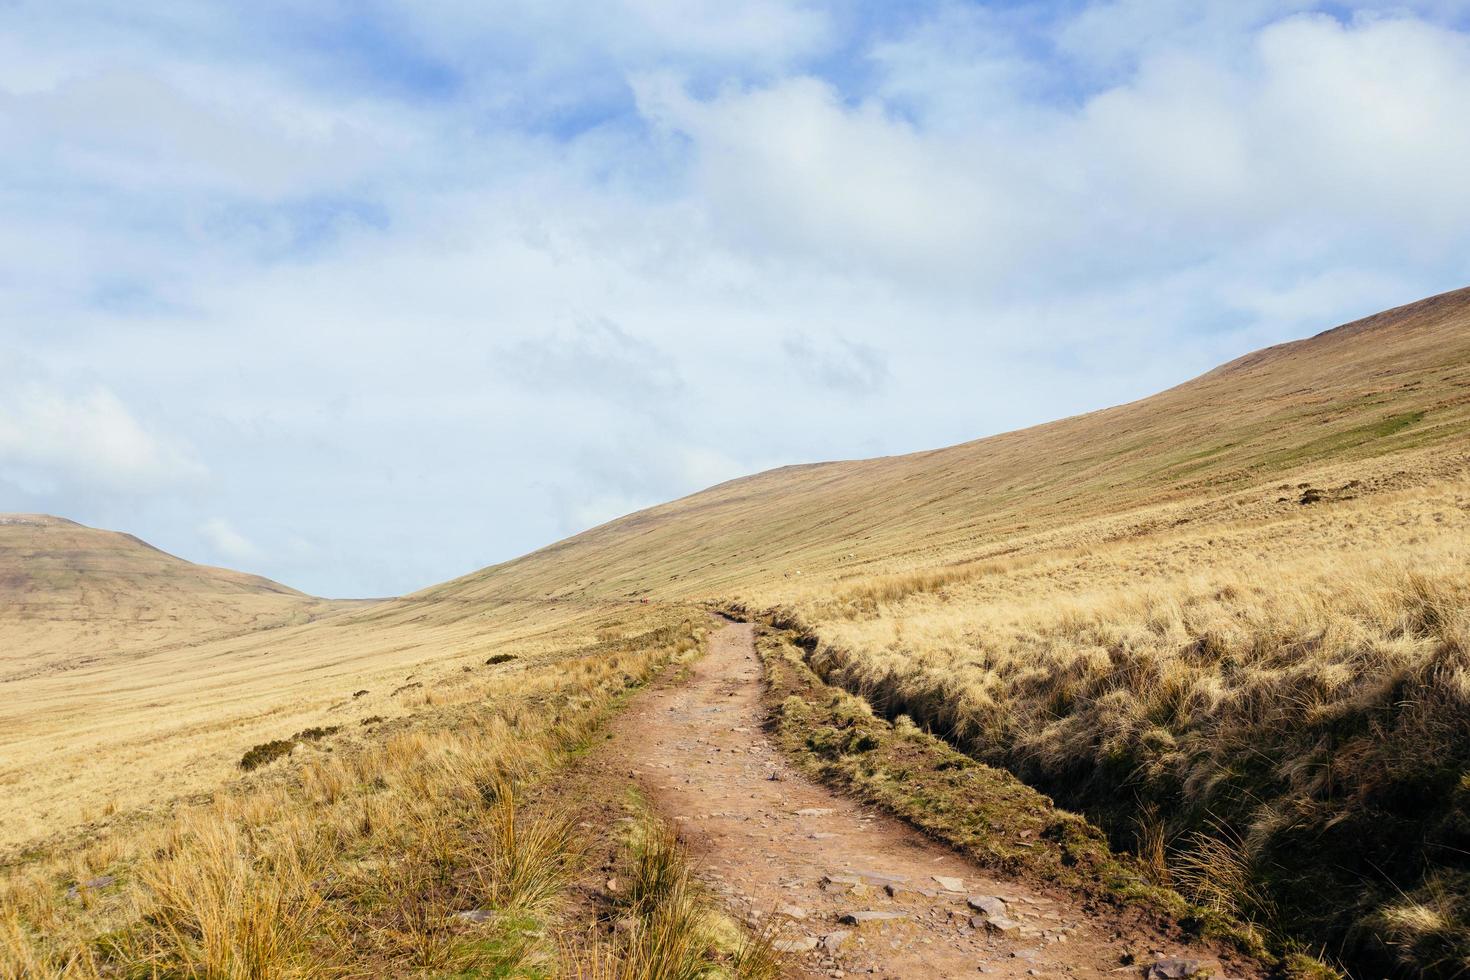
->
[[3, 288, 1468, 977]]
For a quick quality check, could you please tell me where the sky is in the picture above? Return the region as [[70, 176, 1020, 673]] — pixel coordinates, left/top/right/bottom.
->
[[3, 1, 1470, 597]]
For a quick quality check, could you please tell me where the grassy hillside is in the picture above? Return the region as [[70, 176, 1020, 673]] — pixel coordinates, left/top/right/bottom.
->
[[0, 514, 338, 684], [1, 287, 1467, 976], [424, 286, 1470, 607], [0, 515, 661, 852], [398, 285, 1470, 975]]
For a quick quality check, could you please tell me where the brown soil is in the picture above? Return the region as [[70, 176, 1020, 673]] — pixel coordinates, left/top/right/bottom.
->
[[576, 620, 1258, 979]]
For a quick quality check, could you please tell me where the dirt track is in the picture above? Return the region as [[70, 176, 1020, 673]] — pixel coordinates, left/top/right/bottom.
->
[[590, 620, 1247, 979]]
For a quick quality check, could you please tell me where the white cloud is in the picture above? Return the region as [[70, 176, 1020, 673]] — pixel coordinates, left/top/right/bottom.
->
[[198, 517, 261, 562], [2, 1, 1469, 595], [636, 8, 1470, 295], [398, 0, 832, 74], [0, 383, 207, 494], [620, 0, 831, 62], [634, 73, 1012, 285]]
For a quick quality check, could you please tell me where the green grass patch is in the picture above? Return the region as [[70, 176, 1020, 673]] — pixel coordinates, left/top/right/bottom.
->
[[1260, 411, 1426, 470]]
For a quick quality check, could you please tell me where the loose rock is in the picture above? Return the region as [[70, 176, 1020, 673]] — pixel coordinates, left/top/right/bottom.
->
[[774, 936, 820, 953], [65, 875, 117, 900], [968, 895, 1008, 917], [1147, 958, 1203, 979], [839, 910, 908, 925]]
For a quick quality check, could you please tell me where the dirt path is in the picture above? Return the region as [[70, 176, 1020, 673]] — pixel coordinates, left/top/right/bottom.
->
[[594, 621, 1243, 979]]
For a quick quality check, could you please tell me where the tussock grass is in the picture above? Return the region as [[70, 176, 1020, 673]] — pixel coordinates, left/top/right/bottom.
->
[[753, 628, 1216, 913], [0, 613, 707, 979], [783, 518, 1470, 977], [475, 780, 581, 911], [564, 806, 781, 980]]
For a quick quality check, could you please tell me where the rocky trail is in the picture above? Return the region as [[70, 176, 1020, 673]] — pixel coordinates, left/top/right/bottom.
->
[[584, 620, 1250, 979]]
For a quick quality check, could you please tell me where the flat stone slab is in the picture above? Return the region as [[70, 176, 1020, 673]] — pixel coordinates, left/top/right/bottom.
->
[[982, 915, 1022, 934], [932, 874, 965, 891], [773, 936, 819, 953], [820, 874, 866, 892], [66, 874, 116, 899], [968, 895, 1008, 917], [838, 910, 909, 926], [1147, 958, 1204, 979]]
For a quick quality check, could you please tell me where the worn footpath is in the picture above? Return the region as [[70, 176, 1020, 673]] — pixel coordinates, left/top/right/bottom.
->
[[584, 621, 1239, 979]]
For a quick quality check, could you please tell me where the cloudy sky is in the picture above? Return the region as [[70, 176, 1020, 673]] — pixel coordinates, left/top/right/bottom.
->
[[3, 1, 1469, 597]]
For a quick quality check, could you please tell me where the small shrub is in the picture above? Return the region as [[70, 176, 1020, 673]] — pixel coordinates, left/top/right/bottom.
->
[[485, 654, 518, 666], [845, 731, 879, 754], [239, 739, 295, 771]]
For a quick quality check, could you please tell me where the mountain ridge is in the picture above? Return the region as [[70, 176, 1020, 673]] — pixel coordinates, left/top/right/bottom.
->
[[417, 284, 1469, 606]]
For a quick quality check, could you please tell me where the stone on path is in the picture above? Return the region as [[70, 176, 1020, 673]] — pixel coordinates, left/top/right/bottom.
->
[[1147, 957, 1204, 979], [932, 875, 965, 892], [974, 914, 1022, 934], [820, 930, 851, 951], [774, 936, 819, 953], [821, 873, 866, 893], [838, 909, 908, 925], [968, 895, 1008, 917]]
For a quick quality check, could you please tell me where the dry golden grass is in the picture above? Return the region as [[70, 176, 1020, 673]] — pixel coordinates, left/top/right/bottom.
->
[[0, 576, 672, 852], [0, 612, 708, 978], [778, 479, 1470, 973], [562, 804, 782, 980], [4, 287, 1470, 976]]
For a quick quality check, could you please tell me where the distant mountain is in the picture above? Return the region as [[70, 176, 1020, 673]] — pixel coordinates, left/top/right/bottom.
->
[[0, 515, 334, 682]]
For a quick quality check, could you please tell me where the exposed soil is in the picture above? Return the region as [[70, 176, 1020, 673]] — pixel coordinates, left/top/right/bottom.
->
[[577, 620, 1256, 979]]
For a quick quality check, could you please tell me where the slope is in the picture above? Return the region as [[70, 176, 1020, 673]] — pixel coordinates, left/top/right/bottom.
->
[[0, 514, 338, 683], [419, 286, 1470, 607], [3, 287, 1468, 975]]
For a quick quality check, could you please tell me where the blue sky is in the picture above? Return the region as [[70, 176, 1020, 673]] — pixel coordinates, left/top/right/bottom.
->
[[3, 0, 1469, 597]]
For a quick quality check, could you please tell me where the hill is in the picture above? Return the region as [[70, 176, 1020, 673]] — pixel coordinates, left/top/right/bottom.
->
[[0, 514, 335, 684], [399, 284, 1470, 975], [424, 285, 1470, 606], [2, 287, 1468, 977]]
